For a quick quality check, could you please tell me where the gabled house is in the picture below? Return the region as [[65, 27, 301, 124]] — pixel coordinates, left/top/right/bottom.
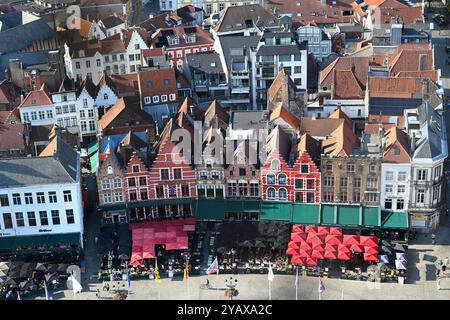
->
[[98, 15, 126, 38], [18, 83, 55, 126], [121, 28, 149, 73]]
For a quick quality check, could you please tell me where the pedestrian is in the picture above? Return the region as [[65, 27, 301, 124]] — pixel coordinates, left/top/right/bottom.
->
[[443, 257, 449, 273], [432, 233, 436, 244], [96, 289, 100, 300], [437, 276, 441, 290], [436, 268, 441, 278]]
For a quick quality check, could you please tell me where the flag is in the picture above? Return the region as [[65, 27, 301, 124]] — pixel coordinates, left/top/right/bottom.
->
[[206, 258, 219, 275], [318, 278, 325, 293], [44, 281, 50, 300], [17, 291, 21, 300], [71, 273, 83, 293], [183, 263, 188, 281], [154, 258, 161, 283], [268, 263, 274, 282]]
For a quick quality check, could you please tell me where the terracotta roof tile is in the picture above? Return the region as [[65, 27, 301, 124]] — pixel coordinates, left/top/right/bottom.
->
[[0, 122, 26, 151], [178, 97, 204, 121], [137, 68, 178, 100], [332, 69, 365, 99], [268, 67, 296, 103], [293, 133, 320, 163], [204, 100, 229, 129], [389, 49, 433, 75], [269, 104, 300, 129], [266, 125, 291, 163], [395, 70, 438, 81], [368, 77, 425, 98], [322, 121, 359, 157], [18, 85, 52, 108], [149, 25, 213, 49], [320, 56, 369, 89], [110, 74, 139, 96], [383, 127, 410, 163]]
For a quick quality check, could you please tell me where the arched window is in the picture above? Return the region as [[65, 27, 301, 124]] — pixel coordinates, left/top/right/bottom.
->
[[279, 188, 287, 200], [267, 187, 276, 200], [271, 160, 280, 170], [267, 174, 276, 185], [104, 93, 108, 100], [278, 173, 287, 185]]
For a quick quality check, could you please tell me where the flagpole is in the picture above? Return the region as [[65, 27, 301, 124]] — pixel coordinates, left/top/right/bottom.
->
[[318, 278, 321, 301], [295, 266, 298, 301], [268, 262, 272, 301]]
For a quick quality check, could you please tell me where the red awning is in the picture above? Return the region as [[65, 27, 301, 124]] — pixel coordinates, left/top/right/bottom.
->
[[306, 258, 318, 266], [298, 250, 312, 258], [166, 231, 177, 238], [299, 242, 312, 251], [183, 224, 195, 232], [350, 244, 364, 252], [364, 246, 379, 255], [291, 233, 307, 242], [292, 225, 305, 233], [143, 239, 154, 245], [130, 259, 143, 266], [291, 255, 305, 265], [337, 251, 352, 261], [165, 243, 178, 250], [317, 226, 330, 235], [364, 253, 378, 262], [131, 246, 143, 253], [325, 234, 342, 245], [324, 244, 337, 252], [360, 236, 378, 247], [306, 233, 325, 245], [288, 242, 300, 250], [154, 237, 166, 244], [311, 243, 324, 251], [330, 227, 342, 236], [343, 235, 360, 246], [338, 244, 351, 254], [133, 233, 144, 241], [286, 247, 299, 256], [142, 251, 155, 259], [324, 250, 338, 259], [305, 225, 317, 233], [311, 250, 325, 259]]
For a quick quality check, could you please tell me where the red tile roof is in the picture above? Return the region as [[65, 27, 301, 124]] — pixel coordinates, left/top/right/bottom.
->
[[110, 74, 139, 96], [138, 68, 178, 100], [149, 25, 213, 49], [320, 56, 369, 89], [18, 83, 52, 108], [368, 77, 425, 98], [269, 104, 301, 129], [0, 122, 26, 151], [268, 67, 296, 103], [333, 69, 365, 99], [383, 127, 411, 163], [395, 70, 438, 81], [389, 49, 434, 76]]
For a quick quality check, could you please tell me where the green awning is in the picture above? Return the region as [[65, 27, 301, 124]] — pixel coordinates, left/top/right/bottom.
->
[[99, 203, 128, 211], [381, 211, 409, 229], [90, 151, 99, 174], [321, 204, 336, 225], [127, 199, 193, 209], [242, 200, 260, 211], [337, 205, 360, 226], [0, 233, 81, 252], [46, 233, 81, 246], [14, 235, 45, 247], [0, 236, 16, 251], [260, 202, 291, 221], [363, 206, 380, 227], [225, 200, 244, 212], [195, 199, 225, 220], [292, 204, 320, 224], [87, 139, 98, 156]]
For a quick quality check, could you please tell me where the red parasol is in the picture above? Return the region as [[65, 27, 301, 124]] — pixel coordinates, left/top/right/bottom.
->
[[142, 251, 155, 259], [130, 252, 143, 261], [338, 244, 351, 254], [298, 250, 312, 258], [343, 235, 360, 246], [286, 247, 299, 256], [311, 243, 324, 251], [337, 251, 352, 261], [330, 227, 342, 236], [364, 253, 378, 262], [143, 239, 155, 245], [306, 233, 325, 245], [306, 258, 318, 266], [292, 225, 305, 233], [287, 241, 300, 250], [132, 233, 144, 241], [299, 242, 312, 251], [324, 250, 338, 259], [131, 246, 143, 254], [291, 256, 305, 265], [291, 232, 307, 242], [360, 236, 378, 247], [364, 246, 379, 255], [350, 244, 364, 253], [325, 234, 343, 245], [305, 225, 317, 233], [130, 259, 143, 266], [324, 244, 337, 252], [317, 226, 330, 235], [311, 250, 325, 259]]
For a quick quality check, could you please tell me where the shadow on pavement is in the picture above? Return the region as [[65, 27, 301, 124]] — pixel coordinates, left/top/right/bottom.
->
[[426, 264, 438, 281]]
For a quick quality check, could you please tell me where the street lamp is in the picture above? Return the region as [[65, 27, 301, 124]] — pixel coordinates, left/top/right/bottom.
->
[[224, 276, 238, 300]]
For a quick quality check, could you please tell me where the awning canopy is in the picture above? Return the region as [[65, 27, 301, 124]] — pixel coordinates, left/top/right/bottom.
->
[[381, 211, 409, 230], [0, 233, 81, 253], [90, 151, 99, 175], [87, 139, 98, 156]]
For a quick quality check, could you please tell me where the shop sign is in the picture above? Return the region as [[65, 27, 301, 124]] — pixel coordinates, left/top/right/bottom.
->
[[412, 215, 428, 220]]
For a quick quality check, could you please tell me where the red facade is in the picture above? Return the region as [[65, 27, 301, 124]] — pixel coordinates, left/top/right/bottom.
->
[[124, 153, 150, 202]]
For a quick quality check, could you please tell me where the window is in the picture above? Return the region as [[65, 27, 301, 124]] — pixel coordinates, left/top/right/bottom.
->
[[88, 109, 94, 118], [51, 210, 60, 225], [250, 183, 259, 197], [37, 192, 45, 204], [139, 176, 147, 186], [271, 160, 280, 170], [161, 94, 168, 102], [347, 163, 355, 173], [301, 164, 309, 174], [385, 171, 394, 181], [295, 178, 304, 189], [15, 212, 25, 227], [228, 183, 237, 196], [278, 174, 287, 185], [144, 97, 151, 104], [385, 199, 393, 209], [174, 168, 182, 179], [181, 185, 190, 197], [295, 191, 304, 202], [12, 194, 21, 205], [97, 59, 101, 67], [128, 178, 136, 187], [47, 110, 53, 119], [132, 165, 140, 173], [39, 111, 45, 120], [86, 61, 90, 68], [340, 177, 348, 188], [417, 169, 427, 181], [353, 190, 360, 202], [129, 191, 137, 201], [433, 186, 440, 201], [31, 112, 37, 121], [279, 54, 291, 62], [161, 169, 169, 180], [279, 188, 287, 200], [353, 177, 361, 188], [325, 162, 332, 171], [89, 120, 95, 131], [153, 96, 160, 103], [367, 177, 377, 189], [0, 194, 9, 207], [140, 189, 148, 200], [3, 213, 12, 229], [169, 94, 176, 101], [239, 182, 248, 196], [267, 188, 276, 200], [366, 193, 378, 202], [135, 44, 140, 50], [24, 193, 33, 205], [104, 56, 110, 63], [156, 186, 164, 198], [114, 192, 123, 202], [324, 176, 334, 187], [323, 191, 334, 202], [340, 191, 348, 202], [103, 93, 108, 100], [66, 209, 75, 224], [267, 174, 276, 185], [397, 185, 405, 194], [75, 62, 80, 69], [39, 211, 48, 225], [63, 190, 72, 202], [434, 166, 441, 180], [396, 199, 404, 210], [23, 112, 30, 122], [385, 185, 393, 193], [369, 164, 377, 172], [307, 192, 315, 203], [49, 191, 57, 203], [416, 189, 425, 203], [219, 3, 224, 11], [113, 178, 122, 189], [294, 66, 302, 74]]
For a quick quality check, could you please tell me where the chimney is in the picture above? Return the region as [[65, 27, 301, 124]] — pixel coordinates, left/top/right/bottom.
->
[[410, 132, 416, 154], [149, 14, 154, 19]]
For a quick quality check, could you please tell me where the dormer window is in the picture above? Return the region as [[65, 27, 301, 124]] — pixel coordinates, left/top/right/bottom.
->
[[184, 33, 196, 44], [168, 36, 180, 46], [271, 160, 280, 171]]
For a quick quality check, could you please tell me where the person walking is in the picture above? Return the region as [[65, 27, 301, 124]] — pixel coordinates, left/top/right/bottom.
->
[[431, 233, 436, 244], [437, 276, 441, 290], [96, 289, 101, 300], [443, 257, 449, 273]]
